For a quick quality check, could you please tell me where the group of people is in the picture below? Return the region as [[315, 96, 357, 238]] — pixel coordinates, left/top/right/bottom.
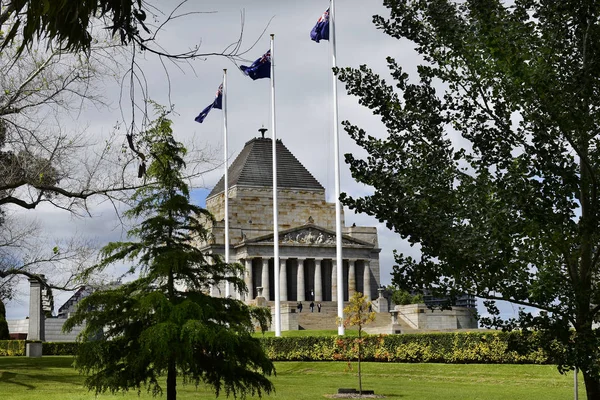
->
[[297, 301, 321, 313]]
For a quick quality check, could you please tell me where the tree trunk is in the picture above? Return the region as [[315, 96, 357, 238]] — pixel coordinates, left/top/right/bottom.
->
[[357, 331, 362, 395], [0, 298, 9, 340], [584, 371, 600, 400], [167, 357, 177, 400]]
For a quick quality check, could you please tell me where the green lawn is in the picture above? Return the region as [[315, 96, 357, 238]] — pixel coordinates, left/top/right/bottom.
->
[[0, 356, 582, 400]]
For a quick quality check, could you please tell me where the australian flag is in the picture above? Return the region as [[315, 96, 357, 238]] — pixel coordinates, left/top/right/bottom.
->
[[240, 50, 271, 80], [310, 8, 329, 43], [195, 84, 223, 123]]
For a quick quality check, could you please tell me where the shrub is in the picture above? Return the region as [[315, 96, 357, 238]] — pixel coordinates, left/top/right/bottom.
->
[[260, 331, 554, 364], [0, 340, 26, 356], [42, 342, 79, 355]]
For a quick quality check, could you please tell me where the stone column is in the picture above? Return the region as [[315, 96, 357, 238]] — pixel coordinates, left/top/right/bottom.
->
[[297, 258, 306, 302], [28, 278, 45, 341], [245, 258, 254, 301], [314, 258, 323, 301], [348, 259, 356, 298], [363, 260, 372, 301], [280, 258, 288, 301], [261, 258, 270, 301], [331, 260, 337, 301]]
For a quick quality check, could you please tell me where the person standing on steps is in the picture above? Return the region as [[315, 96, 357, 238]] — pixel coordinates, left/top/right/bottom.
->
[[309, 301, 315, 312], [297, 302, 303, 313], [317, 302, 322, 313]]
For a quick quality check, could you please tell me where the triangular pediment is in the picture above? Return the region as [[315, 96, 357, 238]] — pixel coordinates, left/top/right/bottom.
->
[[243, 223, 374, 247]]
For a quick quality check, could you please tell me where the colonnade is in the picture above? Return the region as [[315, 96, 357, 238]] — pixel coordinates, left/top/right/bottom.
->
[[241, 257, 372, 303]]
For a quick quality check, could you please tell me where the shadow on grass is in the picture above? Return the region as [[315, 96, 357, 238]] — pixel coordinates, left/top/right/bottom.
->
[[0, 371, 36, 390], [0, 357, 83, 389]]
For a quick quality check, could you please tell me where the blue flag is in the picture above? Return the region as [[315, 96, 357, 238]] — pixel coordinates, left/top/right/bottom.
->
[[195, 84, 223, 124], [310, 8, 329, 42], [240, 50, 271, 80]]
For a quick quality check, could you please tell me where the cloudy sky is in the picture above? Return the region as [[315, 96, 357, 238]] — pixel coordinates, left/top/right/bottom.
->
[[5, 0, 524, 321]]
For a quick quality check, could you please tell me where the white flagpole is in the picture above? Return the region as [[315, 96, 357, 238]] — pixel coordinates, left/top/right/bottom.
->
[[331, 0, 345, 335], [223, 69, 231, 299], [270, 34, 281, 337]]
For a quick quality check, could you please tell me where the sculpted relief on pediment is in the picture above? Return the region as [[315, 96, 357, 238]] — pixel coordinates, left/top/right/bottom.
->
[[256, 227, 362, 246]]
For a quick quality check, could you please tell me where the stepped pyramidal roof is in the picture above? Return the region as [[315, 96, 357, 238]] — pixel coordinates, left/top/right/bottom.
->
[[208, 137, 324, 198]]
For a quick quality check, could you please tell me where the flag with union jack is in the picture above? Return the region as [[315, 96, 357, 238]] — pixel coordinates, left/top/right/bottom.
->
[[310, 8, 330, 43], [240, 50, 271, 80], [195, 84, 223, 123]]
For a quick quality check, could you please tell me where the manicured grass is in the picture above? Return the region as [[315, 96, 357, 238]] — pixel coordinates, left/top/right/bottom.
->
[[0, 356, 582, 399]]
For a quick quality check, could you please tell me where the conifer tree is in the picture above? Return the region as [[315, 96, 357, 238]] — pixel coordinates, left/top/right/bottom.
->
[[64, 108, 274, 400]]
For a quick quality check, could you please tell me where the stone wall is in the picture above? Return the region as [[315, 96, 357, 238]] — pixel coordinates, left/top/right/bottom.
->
[[206, 187, 341, 244], [394, 304, 478, 330]]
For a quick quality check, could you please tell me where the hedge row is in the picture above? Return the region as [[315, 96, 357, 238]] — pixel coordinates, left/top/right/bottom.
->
[[260, 331, 553, 364], [0, 340, 25, 356], [0, 332, 554, 364], [43, 342, 78, 355], [0, 341, 80, 356]]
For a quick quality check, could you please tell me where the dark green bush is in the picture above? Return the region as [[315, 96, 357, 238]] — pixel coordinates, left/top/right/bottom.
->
[[42, 342, 79, 355]]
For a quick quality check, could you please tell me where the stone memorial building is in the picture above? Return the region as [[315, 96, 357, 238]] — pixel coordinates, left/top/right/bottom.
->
[[199, 135, 381, 304]]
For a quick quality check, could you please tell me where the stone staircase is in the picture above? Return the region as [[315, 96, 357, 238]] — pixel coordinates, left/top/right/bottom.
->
[[291, 301, 407, 334]]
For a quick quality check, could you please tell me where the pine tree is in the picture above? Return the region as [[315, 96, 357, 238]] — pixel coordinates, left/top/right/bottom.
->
[[64, 108, 274, 400]]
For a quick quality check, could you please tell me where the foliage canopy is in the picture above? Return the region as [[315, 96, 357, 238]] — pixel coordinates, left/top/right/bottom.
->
[[337, 1, 600, 399], [1, 0, 148, 54]]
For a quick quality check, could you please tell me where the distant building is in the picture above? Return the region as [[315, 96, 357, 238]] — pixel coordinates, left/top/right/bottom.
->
[[57, 286, 94, 318], [198, 135, 382, 303], [422, 293, 477, 309]]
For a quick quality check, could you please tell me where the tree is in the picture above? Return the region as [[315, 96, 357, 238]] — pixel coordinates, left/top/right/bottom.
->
[[0, 39, 138, 212], [1, 0, 223, 57], [390, 288, 423, 306], [336, 1, 600, 398], [64, 108, 274, 400], [0, 213, 96, 303], [339, 292, 375, 396], [1, 0, 263, 175], [0, 37, 141, 311]]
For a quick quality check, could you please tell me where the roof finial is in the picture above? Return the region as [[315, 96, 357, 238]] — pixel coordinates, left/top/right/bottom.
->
[[258, 126, 268, 139]]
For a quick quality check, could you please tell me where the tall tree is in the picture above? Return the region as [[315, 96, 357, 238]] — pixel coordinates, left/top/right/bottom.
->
[[0, 38, 129, 315], [64, 108, 274, 400], [0, 39, 133, 212], [1, 0, 261, 188], [337, 1, 600, 398]]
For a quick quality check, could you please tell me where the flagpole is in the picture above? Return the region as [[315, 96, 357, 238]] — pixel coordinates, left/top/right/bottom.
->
[[270, 34, 281, 337], [330, 0, 345, 336], [223, 69, 231, 299]]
